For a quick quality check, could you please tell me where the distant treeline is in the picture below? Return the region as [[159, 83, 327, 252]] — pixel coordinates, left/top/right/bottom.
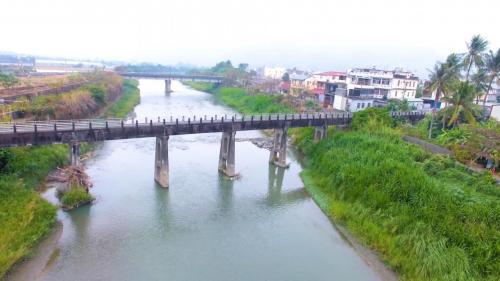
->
[[114, 63, 191, 74]]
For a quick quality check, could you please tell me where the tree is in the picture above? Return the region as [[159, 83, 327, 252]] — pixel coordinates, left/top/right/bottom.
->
[[237, 63, 249, 72], [482, 48, 500, 106], [0, 72, 19, 88], [446, 82, 480, 127], [211, 60, 234, 74], [471, 68, 489, 104], [426, 60, 457, 137], [463, 35, 488, 81], [282, 72, 290, 82]]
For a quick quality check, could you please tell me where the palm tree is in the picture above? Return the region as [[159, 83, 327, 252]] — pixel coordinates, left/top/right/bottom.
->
[[471, 68, 489, 104], [427, 63, 446, 137], [463, 35, 488, 81], [447, 82, 479, 127], [426, 55, 461, 137], [482, 49, 500, 106]]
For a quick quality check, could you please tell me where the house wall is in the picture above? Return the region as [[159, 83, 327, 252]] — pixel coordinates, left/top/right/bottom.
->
[[349, 99, 374, 112], [333, 94, 347, 111]]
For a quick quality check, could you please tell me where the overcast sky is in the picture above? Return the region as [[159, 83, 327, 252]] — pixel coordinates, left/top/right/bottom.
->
[[1, 0, 499, 76]]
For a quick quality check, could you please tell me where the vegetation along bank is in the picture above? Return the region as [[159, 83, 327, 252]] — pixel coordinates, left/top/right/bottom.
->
[[0, 73, 140, 278], [185, 81, 499, 281]]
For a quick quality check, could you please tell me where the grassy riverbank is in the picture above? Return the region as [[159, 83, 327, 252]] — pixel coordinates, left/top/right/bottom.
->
[[103, 79, 140, 118], [0, 78, 140, 278], [184, 81, 294, 113], [189, 82, 499, 280]]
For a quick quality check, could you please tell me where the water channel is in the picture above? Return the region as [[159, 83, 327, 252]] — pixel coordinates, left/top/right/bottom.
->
[[40, 79, 380, 281]]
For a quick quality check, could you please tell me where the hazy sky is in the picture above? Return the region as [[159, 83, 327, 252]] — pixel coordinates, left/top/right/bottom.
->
[[1, 0, 499, 75]]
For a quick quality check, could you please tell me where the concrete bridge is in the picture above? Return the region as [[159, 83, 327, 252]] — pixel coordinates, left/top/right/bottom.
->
[[117, 72, 224, 93], [0, 112, 425, 187]]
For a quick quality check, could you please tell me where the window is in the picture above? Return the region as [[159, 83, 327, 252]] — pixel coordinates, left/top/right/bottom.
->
[[398, 80, 400, 86], [361, 102, 365, 108], [357, 103, 361, 109], [367, 102, 371, 107]]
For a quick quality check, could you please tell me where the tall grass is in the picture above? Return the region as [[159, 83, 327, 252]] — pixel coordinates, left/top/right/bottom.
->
[[297, 113, 499, 280], [0, 145, 67, 278]]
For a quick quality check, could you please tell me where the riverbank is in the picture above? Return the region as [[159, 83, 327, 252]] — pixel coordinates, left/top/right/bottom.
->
[[185, 81, 500, 280], [0, 78, 140, 279]]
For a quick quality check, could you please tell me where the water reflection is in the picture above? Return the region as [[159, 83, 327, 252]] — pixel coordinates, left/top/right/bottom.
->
[[216, 174, 234, 215], [153, 183, 172, 234]]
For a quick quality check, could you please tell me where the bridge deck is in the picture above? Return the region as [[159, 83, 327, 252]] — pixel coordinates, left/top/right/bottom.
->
[[0, 112, 425, 147], [118, 72, 224, 82]]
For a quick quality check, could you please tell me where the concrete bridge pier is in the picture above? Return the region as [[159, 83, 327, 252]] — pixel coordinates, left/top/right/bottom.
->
[[269, 127, 288, 167], [69, 141, 80, 166], [165, 79, 172, 93], [314, 125, 327, 143], [154, 136, 169, 188], [218, 129, 236, 177]]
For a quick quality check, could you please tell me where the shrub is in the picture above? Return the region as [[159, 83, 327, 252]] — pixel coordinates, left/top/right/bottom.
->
[[60, 186, 94, 209], [351, 107, 393, 131]]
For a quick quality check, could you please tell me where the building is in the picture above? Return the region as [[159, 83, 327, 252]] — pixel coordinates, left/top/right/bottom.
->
[[303, 71, 347, 107], [289, 73, 308, 96], [485, 82, 499, 103], [388, 71, 419, 99], [263, 67, 287, 80], [346, 67, 419, 100], [333, 95, 375, 112], [346, 68, 393, 98]]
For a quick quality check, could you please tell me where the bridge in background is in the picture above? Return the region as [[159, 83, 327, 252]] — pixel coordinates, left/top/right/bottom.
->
[[0, 112, 425, 187], [117, 72, 224, 93]]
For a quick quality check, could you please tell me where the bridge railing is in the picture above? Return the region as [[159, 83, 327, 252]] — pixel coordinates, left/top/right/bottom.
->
[[0, 111, 426, 134]]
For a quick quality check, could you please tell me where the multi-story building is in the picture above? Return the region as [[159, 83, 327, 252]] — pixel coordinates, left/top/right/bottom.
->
[[346, 68, 393, 98], [388, 71, 419, 99], [345, 68, 418, 100], [333, 67, 420, 112], [303, 71, 347, 107]]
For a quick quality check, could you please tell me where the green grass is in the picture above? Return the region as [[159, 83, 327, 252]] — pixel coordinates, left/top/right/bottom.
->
[[184, 81, 295, 114], [104, 79, 140, 118], [0, 145, 68, 278], [60, 186, 94, 209], [0, 177, 57, 277], [184, 81, 218, 92], [296, 120, 499, 281]]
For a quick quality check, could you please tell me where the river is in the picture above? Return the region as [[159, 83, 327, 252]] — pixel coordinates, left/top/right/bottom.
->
[[39, 79, 381, 281]]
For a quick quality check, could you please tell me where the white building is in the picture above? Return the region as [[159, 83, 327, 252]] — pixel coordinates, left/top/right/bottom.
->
[[333, 95, 375, 112], [388, 71, 419, 99], [345, 67, 419, 100], [485, 82, 499, 103], [263, 67, 287, 80], [346, 68, 393, 98]]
